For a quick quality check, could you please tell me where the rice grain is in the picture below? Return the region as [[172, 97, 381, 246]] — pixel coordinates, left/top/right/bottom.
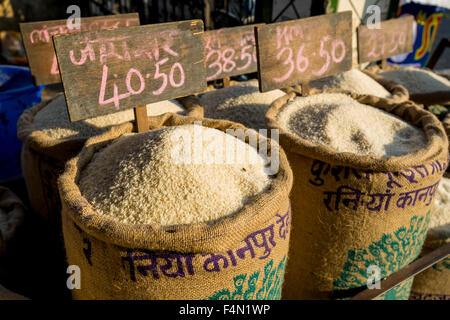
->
[[79, 124, 272, 226], [32, 95, 185, 139], [310, 68, 392, 98], [200, 81, 285, 130], [276, 93, 427, 159], [379, 67, 450, 95]]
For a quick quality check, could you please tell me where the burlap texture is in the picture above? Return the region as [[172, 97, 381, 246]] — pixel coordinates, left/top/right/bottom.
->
[[265, 90, 449, 300], [0, 187, 25, 256], [58, 115, 293, 300], [0, 284, 28, 300], [410, 239, 450, 300], [17, 94, 203, 222], [366, 65, 450, 106], [410, 209, 449, 300]]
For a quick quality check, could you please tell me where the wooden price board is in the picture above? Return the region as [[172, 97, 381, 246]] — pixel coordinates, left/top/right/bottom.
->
[[53, 20, 207, 123], [20, 13, 140, 86], [203, 24, 263, 82], [357, 16, 414, 64], [255, 12, 352, 92]]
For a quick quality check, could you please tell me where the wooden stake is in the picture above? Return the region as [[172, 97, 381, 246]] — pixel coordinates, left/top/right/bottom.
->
[[302, 81, 310, 96], [223, 77, 231, 88], [134, 105, 149, 133], [381, 58, 388, 70]]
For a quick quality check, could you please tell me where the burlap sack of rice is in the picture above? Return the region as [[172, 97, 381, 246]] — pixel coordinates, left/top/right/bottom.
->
[[17, 94, 203, 222], [265, 89, 449, 300], [0, 187, 25, 256], [58, 115, 293, 300], [410, 177, 449, 300], [308, 68, 409, 103], [367, 65, 450, 106], [198, 80, 285, 131], [0, 284, 28, 300]]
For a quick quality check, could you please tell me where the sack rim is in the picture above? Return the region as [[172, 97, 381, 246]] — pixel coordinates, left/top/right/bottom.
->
[[58, 115, 293, 253], [265, 90, 449, 171], [17, 94, 204, 160]]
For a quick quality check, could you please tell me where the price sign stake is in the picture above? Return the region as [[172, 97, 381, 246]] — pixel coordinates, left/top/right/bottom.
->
[[357, 16, 414, 66], [255, 11, 352, 93], [53, 20, 207, 132], [20, 13, 140, 85], [203, 24, 263, 87]]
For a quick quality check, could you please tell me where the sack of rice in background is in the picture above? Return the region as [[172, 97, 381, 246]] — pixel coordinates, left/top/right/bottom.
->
[[17, 94, 202, 223], [309, 68, 409, 102], [58, 115, 293, 300], [265, 90, 449, 300], [369, 65, 450, 106], [410, 177, 450, 300], [198, 80, 285, 131], [0, 187, 25, 256]]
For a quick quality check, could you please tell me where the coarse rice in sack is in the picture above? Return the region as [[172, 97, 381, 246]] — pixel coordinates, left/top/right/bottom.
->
[[58, 114, 293, 300], [198, 80, 285, 131], [410, 177, 450, 300], [308, 68, 409, 103], [367, 65, 450, 106], [17, 94, 203, 223], [265, 89, 449, 300]]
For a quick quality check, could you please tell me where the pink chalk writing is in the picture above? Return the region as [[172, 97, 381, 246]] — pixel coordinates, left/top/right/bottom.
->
[[204, 30, 257, 81], [362, 24, 408, 61], [274, 29, 347, 83], [81, 31, 186, 109], [29, 18, 139, 44]]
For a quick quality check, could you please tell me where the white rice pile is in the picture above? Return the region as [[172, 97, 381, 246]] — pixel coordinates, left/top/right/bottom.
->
[[199, 80, 285, 130], [276, 93, 427, 159], [310, 68, 392, 98], [428, 177, 450, 238], [379, 67, 450, 95], [32, 94, 185, 139], [79, 124, 272, 226]]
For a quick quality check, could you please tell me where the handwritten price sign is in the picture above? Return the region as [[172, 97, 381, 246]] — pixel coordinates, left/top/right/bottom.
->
[[203, 24, 263, 81], [255, 12, 352, 92], [20, 14, 139, 85], [357, 16, 414, 64], [53, 20, 207, 122]]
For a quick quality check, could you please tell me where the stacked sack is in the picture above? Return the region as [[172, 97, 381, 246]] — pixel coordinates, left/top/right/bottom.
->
[[410, 177, 449, 300], [265, 89, 448, 299], [17, 94, 202, 222], [58, 115, 293, 299]]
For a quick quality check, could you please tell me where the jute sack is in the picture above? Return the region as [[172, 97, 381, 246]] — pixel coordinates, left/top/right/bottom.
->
[[410, 238, 450, 300], [266, 89, 449, 300], [410, 177, 450, 300], [0, 284, 28, 300], [58, 115, 293, 300], [17, 95, 203, 222], [366, 65, 450, 106]]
